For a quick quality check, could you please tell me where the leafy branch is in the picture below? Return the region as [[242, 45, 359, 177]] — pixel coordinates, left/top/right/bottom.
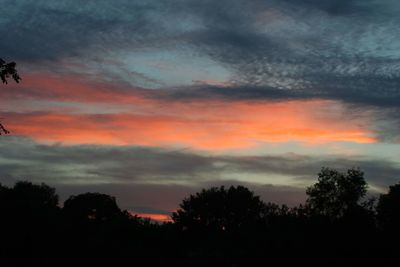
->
[[0, 58, 21, 84], [1, 58, 21, 134]]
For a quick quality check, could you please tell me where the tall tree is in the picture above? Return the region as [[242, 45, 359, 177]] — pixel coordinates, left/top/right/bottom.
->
[[306, 167, 367, 219]]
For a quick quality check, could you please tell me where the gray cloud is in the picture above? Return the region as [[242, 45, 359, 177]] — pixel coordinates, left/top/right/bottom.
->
[[180, 0, 400, 110], [0, 136, 217, 184], [55, 182, 306, 214], [0, 0, 164, 62], [280, 0, 376, 15], [2, 0, 400, 110], [0, 137, 398, 191]]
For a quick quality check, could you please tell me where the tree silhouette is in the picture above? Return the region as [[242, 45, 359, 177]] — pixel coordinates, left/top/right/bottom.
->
[[61, 193, 140, 267], [172, 185, 265, 232], [63, 192, 123, 223], [0, 178, 391, 266], [0, 182, 60, 267], [0, 181, 59, 219], [306, 167, 367, 219], [0, 181, 59, 231], [377, 183, 400, 232]]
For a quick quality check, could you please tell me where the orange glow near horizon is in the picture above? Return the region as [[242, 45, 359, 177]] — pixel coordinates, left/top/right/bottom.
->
[[131, 212, 173, 223], [1, 73, 377, 150]]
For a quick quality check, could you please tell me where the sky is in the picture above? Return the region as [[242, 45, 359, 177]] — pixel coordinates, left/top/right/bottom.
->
[[1, 0, 400, 220]]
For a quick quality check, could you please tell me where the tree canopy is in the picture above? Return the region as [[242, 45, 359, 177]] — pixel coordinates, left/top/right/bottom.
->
[[172, 185, 265, 232], [305, 167, 367, 218], [0, 181, 59, 220], [2, 168, 400, 266], [63, 192, 123, 223], [377, 183, 400, 232]]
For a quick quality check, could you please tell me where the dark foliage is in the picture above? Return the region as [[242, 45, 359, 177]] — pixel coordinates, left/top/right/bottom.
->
[[0, 122, 10, 135], [306, 167, 367, 219], [0, 182, 60, 266], [63, 192, 123, 222], [0, 58, 21, 84], [377, 183, 400, 232], [1, 168, 399, 266], [0, 58, 21, 135], [172, 185, 265, 233]]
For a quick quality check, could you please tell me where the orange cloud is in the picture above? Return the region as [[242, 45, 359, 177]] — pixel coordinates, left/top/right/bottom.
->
[[5, 99, 377, 150], [1, 73, 147, 104], [0, 72, 377, 149]]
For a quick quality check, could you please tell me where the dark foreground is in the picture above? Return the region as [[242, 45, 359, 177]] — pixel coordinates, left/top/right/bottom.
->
[[1, 168, 399, 267]]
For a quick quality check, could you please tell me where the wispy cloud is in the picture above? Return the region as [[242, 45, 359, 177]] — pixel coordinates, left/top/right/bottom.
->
[[2, 0, 399, 138], [0, 137, 398, 188], [2, 97, 377, 149]]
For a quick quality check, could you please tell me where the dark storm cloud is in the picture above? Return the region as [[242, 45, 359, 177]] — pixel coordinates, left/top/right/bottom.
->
[[0, 137, 398, 190]]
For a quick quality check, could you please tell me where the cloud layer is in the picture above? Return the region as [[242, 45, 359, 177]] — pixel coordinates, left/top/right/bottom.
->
[[2, 0, 400, 109], [2, 0, 399, 139], [1, 0, 400, 216], [0, 137, 398, 211]]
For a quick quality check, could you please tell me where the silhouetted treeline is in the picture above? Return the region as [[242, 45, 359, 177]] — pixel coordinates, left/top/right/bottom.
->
[[1, 167, 399, 267]]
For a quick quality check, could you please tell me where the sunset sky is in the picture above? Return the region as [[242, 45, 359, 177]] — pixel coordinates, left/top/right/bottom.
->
[[1, 0, 400, 220]]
